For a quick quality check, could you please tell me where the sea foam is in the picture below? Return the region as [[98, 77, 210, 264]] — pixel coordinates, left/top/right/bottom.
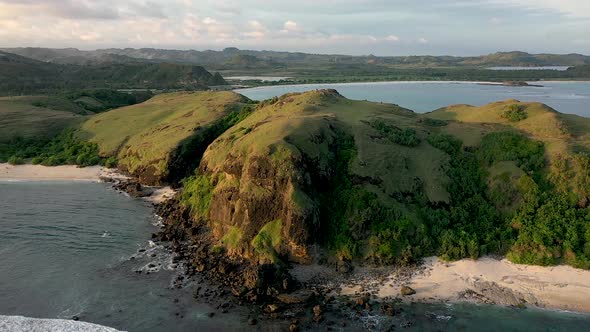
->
[[0, 315, 124, 332]]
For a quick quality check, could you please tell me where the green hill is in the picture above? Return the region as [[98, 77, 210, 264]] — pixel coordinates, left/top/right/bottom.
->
[[5, 89, 590, 271], [0, 90, 153, 142], [426, 100, 590, 267], [0, 96, 84, 143], [427, 99, 590, 157], [80, 91, 253, 184], [0, 50, 227, 95], [193, 90, 450, 263], [172, 92, 590, 269]]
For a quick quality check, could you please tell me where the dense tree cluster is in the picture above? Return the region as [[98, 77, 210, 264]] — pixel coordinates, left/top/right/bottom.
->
[[369, 119, 421, 147], [320, 130, 590, 269], [0, 129, 114, 167]]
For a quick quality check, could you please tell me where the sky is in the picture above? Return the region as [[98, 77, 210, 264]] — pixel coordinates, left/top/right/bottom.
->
[[0, 0, 589, 56]]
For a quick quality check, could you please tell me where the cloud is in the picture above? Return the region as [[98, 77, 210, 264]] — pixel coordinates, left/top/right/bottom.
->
[[385, 35, 400, 42], [0, 0, 121, 20], [202, 17, 217, 25], [281, 20, 301, 33], [242, 20, 267, 39], [0, 0, 589, 55]]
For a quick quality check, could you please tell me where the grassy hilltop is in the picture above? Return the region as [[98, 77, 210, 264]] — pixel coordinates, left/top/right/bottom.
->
[[0, 90, 152, 163], [81, 91, 254, 184]]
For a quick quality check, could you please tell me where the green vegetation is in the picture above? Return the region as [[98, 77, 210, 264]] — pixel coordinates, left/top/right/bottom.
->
[[63, 90, 153, 113], [81, 91, 252, 184], [180, 174, 213, 219], [477, 131, 545, 172], [0, 51, 227, 95], [502, 104, 528, 122], [0, 97, 83, 143], [0, 129, 102, 167], [426, 99, 590, 268], [369, 119, 421, 146], [0, 90, 151, 148], [221, 226, 243, 250], [252, 219, 283, 263]]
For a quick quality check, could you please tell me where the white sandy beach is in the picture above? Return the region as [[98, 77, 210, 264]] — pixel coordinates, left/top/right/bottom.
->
[[0, 163, 175, 203], [338, 257, 590, 313], [0, 163, 106, 181]]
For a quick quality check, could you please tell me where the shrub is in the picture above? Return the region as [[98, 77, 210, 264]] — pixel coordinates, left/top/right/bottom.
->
[[369, 119, 421, 147], [420, 118, 448, 127], [427, 133, 462, 156], [502, 104, 528, 122], [477, 131, 545, 172], [7, 155, 24, 165], [103, 156, 118, 168]]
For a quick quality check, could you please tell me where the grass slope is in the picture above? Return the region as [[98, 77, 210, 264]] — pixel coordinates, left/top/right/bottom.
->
[[81, 91, 251, 184], [0, 97, 84, 142], [426, 99, 590, 157], [198, 90, 450, 263]]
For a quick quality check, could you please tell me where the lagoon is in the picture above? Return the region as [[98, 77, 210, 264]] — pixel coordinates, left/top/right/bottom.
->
[[237, 81, 590, 116]]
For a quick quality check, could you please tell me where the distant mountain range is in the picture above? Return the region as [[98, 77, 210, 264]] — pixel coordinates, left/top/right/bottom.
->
[[1, 47, 589, 95], [2, 47, 590, 68], [0, 50, 226, 95]]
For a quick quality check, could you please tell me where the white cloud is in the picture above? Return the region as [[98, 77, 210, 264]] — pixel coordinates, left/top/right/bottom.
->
[[79, 31, 102, 41], [283, 20, 300, 32], [242, 20, 267, 39], [202, 17, 217, 25], [385, 34, 400, 42], [0, 0, 588, 54]]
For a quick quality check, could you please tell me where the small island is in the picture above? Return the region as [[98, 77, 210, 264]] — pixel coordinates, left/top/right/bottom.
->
[[478, 81, 544, 87]]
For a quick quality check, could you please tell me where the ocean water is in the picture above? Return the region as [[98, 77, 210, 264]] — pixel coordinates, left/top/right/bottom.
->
[[488, 66, 571, 71], [236, 81, 590, 117], [0, 181, 250, 332]]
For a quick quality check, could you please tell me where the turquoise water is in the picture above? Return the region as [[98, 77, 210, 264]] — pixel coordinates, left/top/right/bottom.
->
[[237, 81, 590, 116], [0, 181, 249, 331]]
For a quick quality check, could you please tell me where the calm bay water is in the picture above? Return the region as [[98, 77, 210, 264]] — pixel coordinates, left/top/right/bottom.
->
[[0, 181, 248, 332], [237, 81, 590, 116]]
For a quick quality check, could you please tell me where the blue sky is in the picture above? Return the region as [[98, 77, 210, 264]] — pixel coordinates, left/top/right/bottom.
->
[[0, 0, 588, 55]]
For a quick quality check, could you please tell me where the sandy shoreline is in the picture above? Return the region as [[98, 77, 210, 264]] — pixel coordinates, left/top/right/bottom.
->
[[338, 257, 590, 314], [0, 163, 174, 203], [0, 163, 108, 181]]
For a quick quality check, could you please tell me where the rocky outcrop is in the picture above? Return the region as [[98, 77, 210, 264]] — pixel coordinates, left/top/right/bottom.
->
[[198, 90, 349, 264]]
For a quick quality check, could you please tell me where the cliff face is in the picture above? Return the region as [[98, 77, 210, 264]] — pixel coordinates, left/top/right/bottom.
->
[[198, 90, 344, 263], [190, 90, 450, 264]]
